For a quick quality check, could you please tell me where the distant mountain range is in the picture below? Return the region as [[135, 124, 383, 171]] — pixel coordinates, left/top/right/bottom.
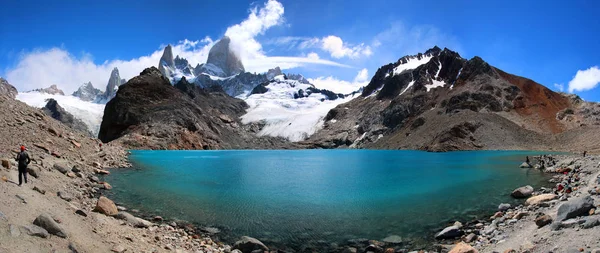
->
[[10, 41, 600, 153]]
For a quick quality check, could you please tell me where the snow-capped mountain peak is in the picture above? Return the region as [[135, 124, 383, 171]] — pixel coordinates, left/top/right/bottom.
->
[[72, 82, 102, 102]]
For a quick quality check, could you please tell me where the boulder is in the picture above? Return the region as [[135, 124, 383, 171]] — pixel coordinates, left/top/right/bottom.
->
[[511, 185, 534, 198], [449, 242, 478, 253], [556, 196, 595, 222], [435, 225, 462, 240], [94, 196, 118, 216], [33, 213, 67, 238], [1, 159, 10, 169], [519, 162, 532, 168], [233, 236, 269, 253], [21, 224, 49, 238], [525, 194, 557, 205], [535, 214, 552, 228], [382, 235, 402, 244], [583, 217, 600, 229], [498, 203, 511, 211], [53, 163, 69, 174], [464, 233, 477, 243], [115, 212, 153, 228], [28, 166, 40, 178]]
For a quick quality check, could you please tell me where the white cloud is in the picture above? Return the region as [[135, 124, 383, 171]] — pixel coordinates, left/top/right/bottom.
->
[[4, 0, 351, 93], [308, 68, 369, 94], [354, 68, 369, 83], [5, 40, 215, 93], [321, 36, 372, 59], [554, 83, 564, 92], [307, 52, 319, 60], [567, 66, 600, 93], [224, 0, 284, 61]]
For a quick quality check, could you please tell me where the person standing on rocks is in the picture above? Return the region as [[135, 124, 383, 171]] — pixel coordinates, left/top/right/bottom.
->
[[15, 145, 30, 186]]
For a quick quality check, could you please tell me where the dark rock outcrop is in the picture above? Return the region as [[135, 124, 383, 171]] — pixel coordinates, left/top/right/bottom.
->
[[99, 67, 294, 150], [0, 78, 18, 98], [42, 99, 92, 136]]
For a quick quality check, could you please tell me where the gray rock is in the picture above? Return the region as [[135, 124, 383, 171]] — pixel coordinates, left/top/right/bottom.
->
[[9, 224, 20, 237], [382, 235, 403, 244], [0, 211, 7, 221], [582, 216, 600, 229], [556, 196, 595, 222], [520, 162, 532, 168], [57, 191, 73, 202], [511, 185, 534, 198], [560, 218, 585, 229], [33, 213, 67, 238], [28, 166, 40, 178], [115, 211, 153, 228], [434, 225, 462, 239], [233, 236, 269, 253], [21, 224, 49, 238], [464, 233, 477, 243], [89, 175, 99, 183], [53, 163, 69, 174], [498, 203, 511, 211]]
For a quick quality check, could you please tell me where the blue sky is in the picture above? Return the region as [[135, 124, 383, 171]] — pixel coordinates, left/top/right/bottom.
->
[[1, 0, 600, 100]]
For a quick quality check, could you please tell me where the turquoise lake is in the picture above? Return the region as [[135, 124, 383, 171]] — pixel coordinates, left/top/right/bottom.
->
[[105, 150, 552, 250]]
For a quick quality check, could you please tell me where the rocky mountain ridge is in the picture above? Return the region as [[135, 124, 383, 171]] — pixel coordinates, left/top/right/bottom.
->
[[304, 46, 600, 152], [0, 77, 18, 98], [30, 84, 65, 95]]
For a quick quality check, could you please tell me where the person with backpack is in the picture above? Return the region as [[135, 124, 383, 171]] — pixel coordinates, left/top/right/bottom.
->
[[15, 145, 31, 186]]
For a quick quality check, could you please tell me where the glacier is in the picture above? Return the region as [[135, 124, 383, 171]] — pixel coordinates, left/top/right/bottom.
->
[[240, 76, 356, 142], [16, 92, 105, 137]]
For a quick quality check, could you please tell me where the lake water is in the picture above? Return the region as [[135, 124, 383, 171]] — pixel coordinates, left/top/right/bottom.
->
[[105, 150, 552, 250]]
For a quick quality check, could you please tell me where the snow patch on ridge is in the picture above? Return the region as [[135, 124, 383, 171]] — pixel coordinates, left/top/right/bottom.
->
[[425, 79, 446, 92], [393, 55, 433, 76], [17, 92, 105, 136], [241, 80, 355, 142]]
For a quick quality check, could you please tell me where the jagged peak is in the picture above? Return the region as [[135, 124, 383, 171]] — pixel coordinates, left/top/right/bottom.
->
[[160, 44, 175, 67], [424, 46, 442, 55]]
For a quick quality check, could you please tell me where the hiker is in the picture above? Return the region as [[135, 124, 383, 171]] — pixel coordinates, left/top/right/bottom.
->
[[583, 151, 587, 157], [15, 145, 31, 186], [526, 156, 530, 164]]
